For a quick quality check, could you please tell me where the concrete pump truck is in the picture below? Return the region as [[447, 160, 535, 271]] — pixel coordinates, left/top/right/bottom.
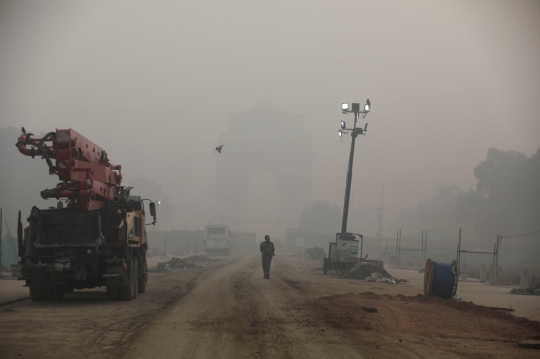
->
[[15, 128, 157, 302]]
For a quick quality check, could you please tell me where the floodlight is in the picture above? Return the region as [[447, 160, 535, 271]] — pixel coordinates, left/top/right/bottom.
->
[[364, 99, 371, 112], [351, 103, 360, 113], [341, 103, 349, 111], [341, 120, 346, 130], [338, 129, 343, 137], [158, 201, 161, 204]]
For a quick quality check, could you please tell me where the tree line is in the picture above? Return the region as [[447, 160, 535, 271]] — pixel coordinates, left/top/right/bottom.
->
[[298, 147, 540, 243]]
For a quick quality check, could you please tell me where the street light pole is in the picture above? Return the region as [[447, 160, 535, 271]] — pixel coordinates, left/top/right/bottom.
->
[[338, 100, 371, 236], [341, 111, 360, 233]]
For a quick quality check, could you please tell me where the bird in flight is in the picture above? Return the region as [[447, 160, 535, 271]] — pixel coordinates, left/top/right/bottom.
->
[[215, 145, 224, 153]]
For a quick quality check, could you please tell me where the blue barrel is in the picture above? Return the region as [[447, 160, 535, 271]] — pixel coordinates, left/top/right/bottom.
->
[[424, 259, 458, 299]]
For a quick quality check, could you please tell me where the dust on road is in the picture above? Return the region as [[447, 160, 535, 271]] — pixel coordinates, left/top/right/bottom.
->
[[1, 254, 539, 359], [0, 261, 210, 359], [125, 254, 539, 359]]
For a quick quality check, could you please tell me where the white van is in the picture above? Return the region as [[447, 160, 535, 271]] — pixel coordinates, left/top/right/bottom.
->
[[204, 225, 231, 255]]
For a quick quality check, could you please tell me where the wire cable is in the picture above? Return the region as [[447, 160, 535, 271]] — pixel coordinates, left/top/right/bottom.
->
[[502, 229, 540, 239]]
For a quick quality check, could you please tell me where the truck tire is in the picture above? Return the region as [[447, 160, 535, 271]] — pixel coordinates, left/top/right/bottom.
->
[[132, 257, 138, 299], [120, 257, 138, 301], [64, 286, 74, 294], [43, 285, 64, 301], [138, 258, 147, 294], [55, 285, 65, 300], [29, 287, 45, 302], [43, 287, 54, 301], [106, 285, 119, 301]]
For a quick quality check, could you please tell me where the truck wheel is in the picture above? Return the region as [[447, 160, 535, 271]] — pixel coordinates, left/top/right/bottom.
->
[[106, 285, 119, 301], [29, 287, 45, 302], [132, 257, 138, 299], [64, 286, 74, 294], [55, 285, 65, 300], [43, 285, 62, 301], [138, 258, 147, 294], [120, 257, 138, 301]]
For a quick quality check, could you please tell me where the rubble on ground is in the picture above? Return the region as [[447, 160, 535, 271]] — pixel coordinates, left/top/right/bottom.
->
[[510, 281, 540, 295], [345, 262, 394, 281], [184, 254, 220, 262], [149, 254, 220, 273], [343, 262, 410, 284], [150, 257, 196, 272], [365, 272, 396, 284]]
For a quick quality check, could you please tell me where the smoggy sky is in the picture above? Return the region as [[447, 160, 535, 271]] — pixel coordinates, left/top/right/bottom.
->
[[1, 1, 539, 235]]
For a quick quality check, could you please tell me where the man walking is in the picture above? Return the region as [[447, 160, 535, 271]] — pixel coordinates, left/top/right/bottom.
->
[[260, 235, 275, 279]]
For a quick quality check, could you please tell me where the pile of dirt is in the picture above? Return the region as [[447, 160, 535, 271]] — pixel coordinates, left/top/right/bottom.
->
[[152, 257, 197, 272], [183, 254, 220, 262], [510, 281, 540, 295], [344, 262, 394, 281], [313, 292, 540, 342]]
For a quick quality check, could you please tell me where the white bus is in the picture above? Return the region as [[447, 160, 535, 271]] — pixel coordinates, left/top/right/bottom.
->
[[203, 224, 231, 255]]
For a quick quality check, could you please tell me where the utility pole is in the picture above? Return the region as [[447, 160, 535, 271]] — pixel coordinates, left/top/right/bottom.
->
[[395, 230, 398, 268], [398, 229, 401, 268], [377, 185, 384, 238], [338, 99, 371, 235], [422, 230, 424, 260], [163, 230, 168, 258], [380, 185, 384, 238], [424, 230, 427, 260]]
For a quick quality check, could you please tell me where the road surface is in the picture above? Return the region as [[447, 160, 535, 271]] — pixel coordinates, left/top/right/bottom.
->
[[1, 254, 538, 359]]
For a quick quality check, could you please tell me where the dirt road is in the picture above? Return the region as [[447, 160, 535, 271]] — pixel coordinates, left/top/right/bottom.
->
[[1, 254, 539, 358]]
